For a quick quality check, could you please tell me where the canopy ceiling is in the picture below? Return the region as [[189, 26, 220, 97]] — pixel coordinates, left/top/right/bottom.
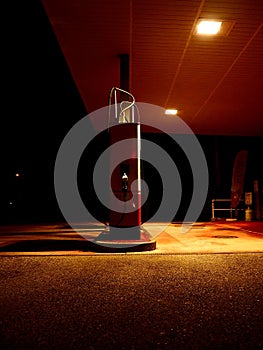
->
[[42, 0, 263, 136]]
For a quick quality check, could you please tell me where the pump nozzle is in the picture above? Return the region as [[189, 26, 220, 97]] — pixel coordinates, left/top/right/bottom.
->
[[122, 172, 128, 192]]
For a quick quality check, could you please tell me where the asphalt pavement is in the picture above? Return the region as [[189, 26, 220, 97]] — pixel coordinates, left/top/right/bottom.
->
[[0, 254, 263, 349], [0, 221, 263, 349]]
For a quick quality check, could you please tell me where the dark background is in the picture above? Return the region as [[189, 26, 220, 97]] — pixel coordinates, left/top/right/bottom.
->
[[1, 0, 262, 224], [2, 0, 87, 223]]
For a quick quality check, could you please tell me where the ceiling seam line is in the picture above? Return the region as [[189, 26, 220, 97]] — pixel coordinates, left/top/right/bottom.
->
[[164, 0, 206, 109], [190, 21, 263, 123]]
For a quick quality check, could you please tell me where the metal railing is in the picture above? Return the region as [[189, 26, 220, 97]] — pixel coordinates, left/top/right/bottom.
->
[[211, 198, 244, 220]]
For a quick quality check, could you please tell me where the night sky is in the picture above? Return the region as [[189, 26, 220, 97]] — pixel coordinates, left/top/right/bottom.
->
[[2, 0, 87, 223]]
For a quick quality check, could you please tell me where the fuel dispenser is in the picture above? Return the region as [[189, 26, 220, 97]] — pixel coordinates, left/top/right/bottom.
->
[[108, 121, 141, 240], [96, 87, 153, 246]]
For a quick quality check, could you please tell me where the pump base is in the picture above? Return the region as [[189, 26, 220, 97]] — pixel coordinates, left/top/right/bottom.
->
[[94, 227, 156, 252]]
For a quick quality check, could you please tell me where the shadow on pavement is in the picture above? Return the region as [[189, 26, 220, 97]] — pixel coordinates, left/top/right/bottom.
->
[[0, 239, 154, 254]]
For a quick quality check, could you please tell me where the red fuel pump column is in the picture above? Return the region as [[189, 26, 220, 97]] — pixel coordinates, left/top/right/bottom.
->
[[94, 87, 156, 251], [108, 122, 141, 240]]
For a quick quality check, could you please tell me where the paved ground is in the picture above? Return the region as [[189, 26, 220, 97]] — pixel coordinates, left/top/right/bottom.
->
[[0, 254, 263, 349], [0, 222, 262, 349], [0, 221, 262, 255]]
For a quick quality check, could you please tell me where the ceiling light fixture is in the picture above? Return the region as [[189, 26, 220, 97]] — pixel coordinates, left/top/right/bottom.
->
[[195, 19, 235, 36], [196, 20, 222, 35], [165, 109, 178, 116]]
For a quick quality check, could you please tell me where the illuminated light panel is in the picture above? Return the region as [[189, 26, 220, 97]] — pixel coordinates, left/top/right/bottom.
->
[[165, 109, 178, 115], [196, 20, 222, 35]]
